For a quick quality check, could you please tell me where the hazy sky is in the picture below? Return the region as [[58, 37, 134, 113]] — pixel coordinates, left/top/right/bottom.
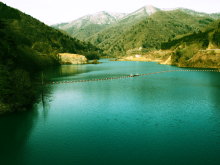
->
[[1, 0, 220, 25]]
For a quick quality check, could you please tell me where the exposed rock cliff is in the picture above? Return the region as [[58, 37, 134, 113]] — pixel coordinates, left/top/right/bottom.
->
[[59, 53, 87, 64]]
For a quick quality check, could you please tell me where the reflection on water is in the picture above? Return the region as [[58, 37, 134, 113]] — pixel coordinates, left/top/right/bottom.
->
[[208, 72, 220, 108], [0, 60, 220, 165], [44, 64, 110, 82], [0, 109, 39, 165]]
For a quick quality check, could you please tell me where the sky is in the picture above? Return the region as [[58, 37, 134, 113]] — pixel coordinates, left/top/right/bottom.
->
[[1, 0, 220, 25]]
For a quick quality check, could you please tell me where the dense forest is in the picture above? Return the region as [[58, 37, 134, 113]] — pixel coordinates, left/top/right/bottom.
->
[[0, 2, 103, 114]]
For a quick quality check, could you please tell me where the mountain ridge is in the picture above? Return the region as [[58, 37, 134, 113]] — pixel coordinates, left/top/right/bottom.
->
[[87, 9, 216, 56], [52, 11, 127, 40], [53, 11, 127, 30], [52, 5, 220, 47], [53, 5, 220, 29]]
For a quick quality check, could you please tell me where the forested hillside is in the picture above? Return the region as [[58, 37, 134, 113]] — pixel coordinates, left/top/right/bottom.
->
[[0, 2, 102, 113], [162, 20, 220, 49], [88, 10, 215, 56], [54, 5, 220, 57], [160, 20, 220, 68]]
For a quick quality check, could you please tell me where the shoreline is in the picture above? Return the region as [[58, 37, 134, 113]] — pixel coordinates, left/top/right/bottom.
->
[[116, 58, 220, 69], [115, 49, 220, 69]]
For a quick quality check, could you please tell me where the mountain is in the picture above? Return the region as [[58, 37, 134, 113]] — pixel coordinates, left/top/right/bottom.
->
[[0, 2, 103, 113], [117, 20, 220, 68], [87, 9, 215, 56], [161, 20, 220, 50], [52, 6, 161, 40], [53, 11, 126, 40], [0, 3, 103, 61], [54, 5, 220, 57], [121, 5, 160, 21], [160, 20, 220, 68]]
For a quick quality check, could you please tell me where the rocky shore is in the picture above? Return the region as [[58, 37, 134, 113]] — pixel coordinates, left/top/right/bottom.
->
[[59, 53, 88, 64]]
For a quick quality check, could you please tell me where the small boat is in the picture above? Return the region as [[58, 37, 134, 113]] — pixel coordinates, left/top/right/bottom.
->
[[130, 74, 140, 77], [134, 74, 140, 76]]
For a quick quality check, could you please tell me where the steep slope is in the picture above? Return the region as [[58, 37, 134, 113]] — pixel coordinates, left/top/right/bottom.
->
[[88, 9, 215, 56], [0, 2, 102, 113], [161, 20, 220, 50], [161, 20, 220, 68], [53, 11, 126, 40], [1, 3, 103, 59]]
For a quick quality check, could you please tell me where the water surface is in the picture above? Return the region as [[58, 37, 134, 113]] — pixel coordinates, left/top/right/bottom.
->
[[1, 60, 220, 165]]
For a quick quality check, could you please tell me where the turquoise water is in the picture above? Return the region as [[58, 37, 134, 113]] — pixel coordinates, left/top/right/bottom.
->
[[1, 60, 220, 165]]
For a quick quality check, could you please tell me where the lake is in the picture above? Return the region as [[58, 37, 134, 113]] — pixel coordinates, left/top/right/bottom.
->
[[1, 59, 220, 165]]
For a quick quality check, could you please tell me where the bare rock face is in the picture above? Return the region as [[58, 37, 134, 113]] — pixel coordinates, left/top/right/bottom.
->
[[59, 53, 87, 64]]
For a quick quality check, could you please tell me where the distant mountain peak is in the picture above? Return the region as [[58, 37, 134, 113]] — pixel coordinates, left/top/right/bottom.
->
[[134, 5, 160, 15], [87, 11, 126, 23], [54, 11, 126, 31], [52, 4, 220, 43], [143, 5, 160, 13], [121, 5, 160, 20]]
